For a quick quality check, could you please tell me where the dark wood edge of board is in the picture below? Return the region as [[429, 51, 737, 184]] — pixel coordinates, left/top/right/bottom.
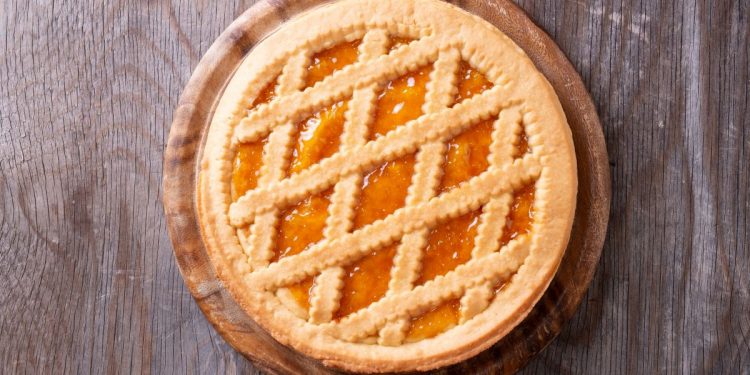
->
[[162, 0, 611, 373]]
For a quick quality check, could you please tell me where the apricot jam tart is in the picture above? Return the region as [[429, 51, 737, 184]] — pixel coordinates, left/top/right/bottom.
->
[[197, 0, 576, 372]]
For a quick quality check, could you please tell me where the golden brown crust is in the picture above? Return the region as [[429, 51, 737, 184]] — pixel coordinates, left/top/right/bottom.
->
[[196, 0, 577, 372]]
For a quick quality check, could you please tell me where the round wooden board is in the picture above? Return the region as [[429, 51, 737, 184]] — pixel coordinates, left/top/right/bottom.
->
[[163, 0, 611, 373]]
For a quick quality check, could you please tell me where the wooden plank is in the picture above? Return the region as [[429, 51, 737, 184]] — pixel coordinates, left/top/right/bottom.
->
[[0, 0, 748, 374]]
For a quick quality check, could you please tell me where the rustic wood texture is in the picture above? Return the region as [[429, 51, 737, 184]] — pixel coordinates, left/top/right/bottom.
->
[[1, 0, 748, 374]]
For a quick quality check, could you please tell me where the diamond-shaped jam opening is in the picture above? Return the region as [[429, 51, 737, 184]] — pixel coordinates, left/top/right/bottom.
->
[[287, 276, 315, 312], [368, 65, 432, 140], [273, 188, 333, 311], [288, 100, 348, 175], [250, 75, 279, 108], [232, 139, 267, 201], [304, 40, 362, 88], [405, 299, 460, 342], [273, 188, 333, 262], [453, 60, 493, 105], [501, 183, 535, 246], [352, 153, 416, 230], [438, 118, 494, 193], [514, 125, 530, 158], [415, 208, 482, 286], [334, 242, 398, 320], [232, 74, 281, 201]]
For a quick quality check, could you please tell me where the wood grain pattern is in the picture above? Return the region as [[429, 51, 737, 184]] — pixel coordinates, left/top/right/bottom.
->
[[1, 0, 748, 374]]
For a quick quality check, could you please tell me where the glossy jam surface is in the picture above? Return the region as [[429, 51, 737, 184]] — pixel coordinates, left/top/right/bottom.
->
[[352, 154, 416, 230], [439, 119, 493, 192], [289, 277, 314, 311], [454, 61, 493, 104], [415, 209, 482, 286], [288, 101, 348, 174], [405, 299, 460, 342], [368, 66, 432, 140], [500, 184, 535, 246], [276, 43, 359, 309], [334, 243, 398, 320], [252, 77, 278, 107], [231, 76, 280, 201], [273, 191, 332, 261], [274, 191, 332, 311], [305, 40, 361, 88], [232, 141, 266, 201]]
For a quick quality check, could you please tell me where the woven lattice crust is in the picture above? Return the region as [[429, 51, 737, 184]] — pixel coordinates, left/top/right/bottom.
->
[[197, 0, 577, 372]]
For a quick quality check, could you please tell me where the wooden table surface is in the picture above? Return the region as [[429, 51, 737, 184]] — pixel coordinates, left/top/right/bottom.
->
[[1, 0, 748, 374]]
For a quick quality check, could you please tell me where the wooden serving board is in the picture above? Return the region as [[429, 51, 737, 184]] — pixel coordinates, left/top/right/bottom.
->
[[162, 0, 611, 373]]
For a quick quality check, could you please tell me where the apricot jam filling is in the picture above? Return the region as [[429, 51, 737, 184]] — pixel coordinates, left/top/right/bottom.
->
[[368, 65, 432, 139], [231, 75, 280, 201], [500, 183, 535, 246], [273, 190, 333, 262], [415, 209, 482, 286], [334, 243, 398, 320], [305, 40, 361, 88], [270, 43, 358, 310], [251, 76, 278, 108], [515, 130, 530, 157], [232, 140, 266, 201], [454, 61, 493, 104], [288, 100, 348, 174], [289, 277, 315, 312], [400, 63, 524, 337], [352, 154, 416, 230], [405, 299, 460, 342], [439, 119, 494, 192]]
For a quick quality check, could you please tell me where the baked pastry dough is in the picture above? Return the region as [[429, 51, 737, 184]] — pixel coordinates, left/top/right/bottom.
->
[[197, 0, 577, 371]]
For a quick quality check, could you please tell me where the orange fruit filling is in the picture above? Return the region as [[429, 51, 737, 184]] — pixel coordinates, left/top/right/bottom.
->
[[500, 184, 535, 246], [273, 190, 333, 262], [288, 100, 348, 174], [405, 299, 460, 342], [352, 154, 416, 229], [454, 61, 493, 104], [305, 40, 361, 88], [439, 119, 494, 192], [334, 243, 398, 320], [368, 65, 432, 139], [231, 74, 280, 201], [515, 131, 530, 157], [251, 76, 278, 108], [415, 209, 482, 286], [231, 42, 536, 337], [232, 140, 266, 201]]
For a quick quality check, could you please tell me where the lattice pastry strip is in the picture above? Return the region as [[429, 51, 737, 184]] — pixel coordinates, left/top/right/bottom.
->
[[460, 108, 523, 322], [243, 52, 309, 270], [327, 236, 533, 342], [377, 48, 461, 345], [309, 30, 390, 324], [231, 36, 442, 145]]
